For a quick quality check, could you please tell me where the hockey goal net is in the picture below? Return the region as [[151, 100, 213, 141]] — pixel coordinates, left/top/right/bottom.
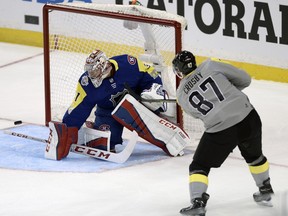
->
[[43, 3, 204, 141]]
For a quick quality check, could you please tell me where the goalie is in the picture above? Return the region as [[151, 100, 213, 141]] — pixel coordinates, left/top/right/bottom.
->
[[45, 49, 189, 161]]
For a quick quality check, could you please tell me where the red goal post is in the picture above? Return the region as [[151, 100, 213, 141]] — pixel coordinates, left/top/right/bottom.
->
[[43, 3, 203, 140]]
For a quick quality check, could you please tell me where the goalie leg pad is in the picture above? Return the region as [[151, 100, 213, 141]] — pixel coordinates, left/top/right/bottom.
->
[[111, 94, 190, 156], [86, 137, 112, 152], [45, 121, 78, 160], [78, 126, 114, 152]]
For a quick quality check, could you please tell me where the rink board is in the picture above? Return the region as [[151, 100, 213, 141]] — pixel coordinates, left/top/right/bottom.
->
[[0, 124, 193, 173]]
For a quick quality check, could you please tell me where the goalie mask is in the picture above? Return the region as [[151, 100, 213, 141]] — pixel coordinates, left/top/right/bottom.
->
[[172, 50, 197, 79], [84, 49, 111, 88]]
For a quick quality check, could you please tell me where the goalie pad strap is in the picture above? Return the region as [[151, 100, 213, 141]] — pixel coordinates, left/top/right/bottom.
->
[[112, 94, 190, 156], [77, 127, 111, 151]]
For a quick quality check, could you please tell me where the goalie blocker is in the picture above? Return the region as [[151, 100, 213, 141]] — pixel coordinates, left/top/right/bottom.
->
[[112, 94, 190, 156]]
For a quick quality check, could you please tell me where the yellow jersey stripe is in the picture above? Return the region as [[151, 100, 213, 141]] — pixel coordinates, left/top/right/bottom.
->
[[68, 82, 87, 113], [109, 59, 119, 71], [189, 174, 208, 185], [249, 161, 269, 174]]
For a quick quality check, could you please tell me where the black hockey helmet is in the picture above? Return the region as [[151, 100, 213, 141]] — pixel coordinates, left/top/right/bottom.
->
[[172, 50, 197, 78]]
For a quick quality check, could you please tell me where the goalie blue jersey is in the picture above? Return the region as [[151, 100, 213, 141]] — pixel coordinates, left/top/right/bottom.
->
[[62, 54, 162, 146]]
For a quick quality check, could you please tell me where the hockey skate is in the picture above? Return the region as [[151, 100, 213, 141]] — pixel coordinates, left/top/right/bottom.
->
[[253, 178, 274, 207], [180, 193, 210, 216]]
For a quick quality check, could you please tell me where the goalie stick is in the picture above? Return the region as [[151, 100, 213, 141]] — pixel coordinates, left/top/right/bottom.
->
[[4, 130, 138, 163], [140, 97, 176, 103]]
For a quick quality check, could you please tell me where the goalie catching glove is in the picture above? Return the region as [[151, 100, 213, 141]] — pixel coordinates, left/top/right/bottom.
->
[[140, 83, 168, 113]]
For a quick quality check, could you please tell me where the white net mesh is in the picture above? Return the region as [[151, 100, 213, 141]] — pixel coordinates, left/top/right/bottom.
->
[[45, 3, 204, 142]]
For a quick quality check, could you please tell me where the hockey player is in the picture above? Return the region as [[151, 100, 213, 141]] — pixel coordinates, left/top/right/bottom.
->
[[172, 51, 274, 215], [45, 49, 188, 161]]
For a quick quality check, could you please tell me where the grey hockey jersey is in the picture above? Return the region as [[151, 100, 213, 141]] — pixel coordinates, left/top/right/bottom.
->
[[177, 58, 254, 133]]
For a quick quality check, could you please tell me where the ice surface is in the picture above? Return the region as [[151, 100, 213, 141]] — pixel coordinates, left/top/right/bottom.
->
[[0, 42, 287, 216]]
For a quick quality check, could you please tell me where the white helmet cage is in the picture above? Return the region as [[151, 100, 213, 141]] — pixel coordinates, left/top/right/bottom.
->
[[84, 49, 110, 88]]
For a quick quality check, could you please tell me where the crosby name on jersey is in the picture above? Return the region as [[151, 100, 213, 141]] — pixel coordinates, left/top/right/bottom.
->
[[183, 72, 203, 94]]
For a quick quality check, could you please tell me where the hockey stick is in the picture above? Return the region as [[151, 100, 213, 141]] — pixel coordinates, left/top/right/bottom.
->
[[71, 131, 138, 163], [4, 130, 138, 163], [141, 98, 176, 103], [4, 130, 49, 143]]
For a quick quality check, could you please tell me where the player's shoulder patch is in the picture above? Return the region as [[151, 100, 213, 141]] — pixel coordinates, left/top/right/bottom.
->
[[127, 55, 137, 65], [81, 75, 89, 86]]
